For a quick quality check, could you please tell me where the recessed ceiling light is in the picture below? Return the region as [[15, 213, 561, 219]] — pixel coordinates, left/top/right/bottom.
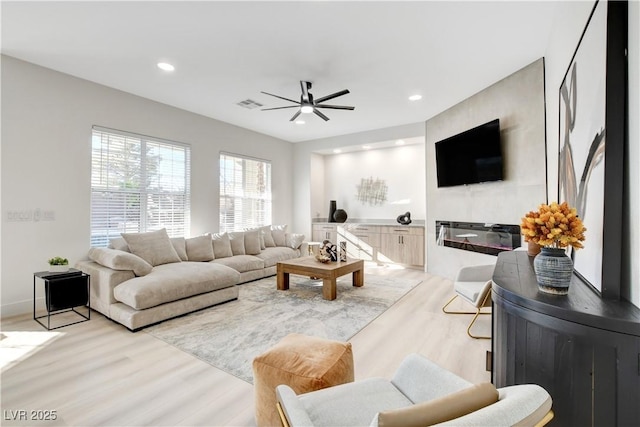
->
[[333, 149, 342, 154], [362, 145, 371, 150], [408, 94, 422, 101], [396, 140, 405, 145], [157, 62, 175, 72], [295, 120, 305, 125]]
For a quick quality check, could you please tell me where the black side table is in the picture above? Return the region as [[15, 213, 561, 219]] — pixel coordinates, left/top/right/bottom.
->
[[33, 269, 90, 330]]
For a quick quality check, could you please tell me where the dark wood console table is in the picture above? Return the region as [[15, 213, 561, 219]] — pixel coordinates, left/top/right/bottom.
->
[[492, 251, 640, 426]]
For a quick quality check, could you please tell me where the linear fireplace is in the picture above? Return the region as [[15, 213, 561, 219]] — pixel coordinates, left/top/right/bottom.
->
[[435, 220, 520, 256]]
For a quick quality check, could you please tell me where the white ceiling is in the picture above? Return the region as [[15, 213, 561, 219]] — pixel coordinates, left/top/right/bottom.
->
[[1, 1, 557, 143]]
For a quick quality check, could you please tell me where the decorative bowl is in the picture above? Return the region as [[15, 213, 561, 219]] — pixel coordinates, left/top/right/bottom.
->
[[315, 254, 331, 263]]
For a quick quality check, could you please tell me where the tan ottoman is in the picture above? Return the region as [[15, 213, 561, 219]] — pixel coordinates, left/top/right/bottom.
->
[[253, 333, 355, 427]]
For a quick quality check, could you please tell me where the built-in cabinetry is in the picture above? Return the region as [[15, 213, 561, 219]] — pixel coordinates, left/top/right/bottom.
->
[[311, 223, 424, 268], [492, 251, 640, 426]]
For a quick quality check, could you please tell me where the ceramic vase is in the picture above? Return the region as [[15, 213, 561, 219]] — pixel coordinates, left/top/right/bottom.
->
[[328, 200, 337, 223], [533, 247, 573, 295], [333, 209, 347, 223], [339, 241, 347, 262]]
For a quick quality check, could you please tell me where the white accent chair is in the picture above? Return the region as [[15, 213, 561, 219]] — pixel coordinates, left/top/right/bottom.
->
[[276, 353, 553, 427], [442, 264, 495, 339]]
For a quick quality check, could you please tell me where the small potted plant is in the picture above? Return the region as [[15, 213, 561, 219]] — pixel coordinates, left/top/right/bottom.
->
[[48, 256, 69, 272]]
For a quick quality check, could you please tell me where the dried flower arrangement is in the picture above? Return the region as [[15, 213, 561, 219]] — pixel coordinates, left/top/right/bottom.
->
[[521, 202, 586, 249]]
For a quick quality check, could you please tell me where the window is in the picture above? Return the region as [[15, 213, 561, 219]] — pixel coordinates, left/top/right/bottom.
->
[[219, 153, 271, 232], [91, 127, 191, 247]]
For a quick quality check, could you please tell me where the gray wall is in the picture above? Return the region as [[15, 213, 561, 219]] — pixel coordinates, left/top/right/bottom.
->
[[426, 59, 547, 279], [1, 56, 294, 317]]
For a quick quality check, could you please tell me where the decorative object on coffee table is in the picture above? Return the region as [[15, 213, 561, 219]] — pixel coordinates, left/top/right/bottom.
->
[[48, 256, 69, 272], [328, 200, 337, 223], [339, 241, 347, 262], [521, 202, 586, 295], [319, 240, 337, 262], [333, 208, 347, 223], [396, 211, 412, 225]]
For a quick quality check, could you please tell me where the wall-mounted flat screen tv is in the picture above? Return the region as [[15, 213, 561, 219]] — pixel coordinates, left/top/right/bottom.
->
[[435, 118, 503, 188]]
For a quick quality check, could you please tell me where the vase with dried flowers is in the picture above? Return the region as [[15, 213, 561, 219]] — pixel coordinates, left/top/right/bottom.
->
[[521, 202, 586, 295]]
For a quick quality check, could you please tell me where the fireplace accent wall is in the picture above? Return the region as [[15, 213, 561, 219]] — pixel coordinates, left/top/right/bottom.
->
[[435, 220, 520, 256]]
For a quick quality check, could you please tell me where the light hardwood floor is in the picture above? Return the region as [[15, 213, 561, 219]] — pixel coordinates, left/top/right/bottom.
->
[[1, 265, 491, 426]]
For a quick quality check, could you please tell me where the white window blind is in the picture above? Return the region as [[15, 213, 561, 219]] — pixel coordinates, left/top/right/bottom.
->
[[91, 127, 191, 247], [219, 153, 272, 232]]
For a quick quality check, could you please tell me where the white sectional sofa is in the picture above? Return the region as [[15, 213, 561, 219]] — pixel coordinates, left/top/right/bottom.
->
[[76, 226, 306, 331]]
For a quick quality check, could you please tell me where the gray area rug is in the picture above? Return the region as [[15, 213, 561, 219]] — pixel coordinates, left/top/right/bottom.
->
[[145, 274, 421, 383]]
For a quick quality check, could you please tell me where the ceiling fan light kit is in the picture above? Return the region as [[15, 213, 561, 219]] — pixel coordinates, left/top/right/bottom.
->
[[261, 80, 354, 122]]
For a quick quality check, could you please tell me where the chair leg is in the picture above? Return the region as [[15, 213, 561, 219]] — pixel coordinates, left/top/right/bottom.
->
[[277, 402, 290, 427], [443, 292, 491, 339], [442, 294, 477, 314], [467, 291, 491, 339]]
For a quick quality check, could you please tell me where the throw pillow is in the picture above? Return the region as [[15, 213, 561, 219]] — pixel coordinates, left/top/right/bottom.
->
[[271, 229, 286, 247], [376, 382, 499, 427], [245, 227, 266, 250], [185, 234, 215, 262], [88, 247, 153, 276], [108, 237, 130, 252], [229, 231, 246, 255], [244, 229, 262, 255], [285, 233, 305, 249], [121, 228, 181, 267], [212, 232, 233, 259], [262, 225, 276, 247], [171, 237, 188, 261]]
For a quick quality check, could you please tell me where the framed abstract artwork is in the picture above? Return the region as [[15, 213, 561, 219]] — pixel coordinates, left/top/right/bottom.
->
[[558, 0, 626, 298]]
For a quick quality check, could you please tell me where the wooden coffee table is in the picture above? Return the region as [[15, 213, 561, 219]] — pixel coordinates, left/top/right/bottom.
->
[[277, 256, 364, 300]]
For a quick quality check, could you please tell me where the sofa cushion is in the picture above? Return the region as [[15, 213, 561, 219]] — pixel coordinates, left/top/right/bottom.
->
[[108, 237, 130, 252], [246, 227, 266, 249], [271, 229, 286, 247], [212, 232, 233, 259], [121, 228, 181, 266], [229, 232, 246, 255], [113, 262, 240, 310], [212, 254, 264, 273], [376, 382, 499, 427], [285, 233, 305, 249], [186, 234, 215, 261], [244, 229, 262, 255], [262, 225, 276, 247], [171, 237, 188, 261], [255, 247, 300, 268], [88, 247, 153, 276]]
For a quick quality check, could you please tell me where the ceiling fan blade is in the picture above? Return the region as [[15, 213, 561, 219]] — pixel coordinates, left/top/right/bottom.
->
[[289, 110, 302, 122], [313, 109, 330, 121], [300, 81, 311, 103], [262, 106, 300, 111], [314, 89, 350, 104], [260, 91, 300, 104], [314, 104, 355, 110]]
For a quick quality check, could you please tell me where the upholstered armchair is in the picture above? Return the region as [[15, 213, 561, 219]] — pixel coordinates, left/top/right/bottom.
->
[[276, 353, 553, 427], [442, 264, 495, 339]]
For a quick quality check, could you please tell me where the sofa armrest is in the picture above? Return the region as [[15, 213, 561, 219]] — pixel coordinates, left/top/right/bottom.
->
[[76, 260, 135, 315], [433, 384, 552, 427], [391, 354, 471, 404], [276, 385, 315, 427], [298, 241, 309, 256]]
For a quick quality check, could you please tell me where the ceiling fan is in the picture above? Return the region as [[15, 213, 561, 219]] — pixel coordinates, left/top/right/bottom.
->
[[261, 81, 354, 122]]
